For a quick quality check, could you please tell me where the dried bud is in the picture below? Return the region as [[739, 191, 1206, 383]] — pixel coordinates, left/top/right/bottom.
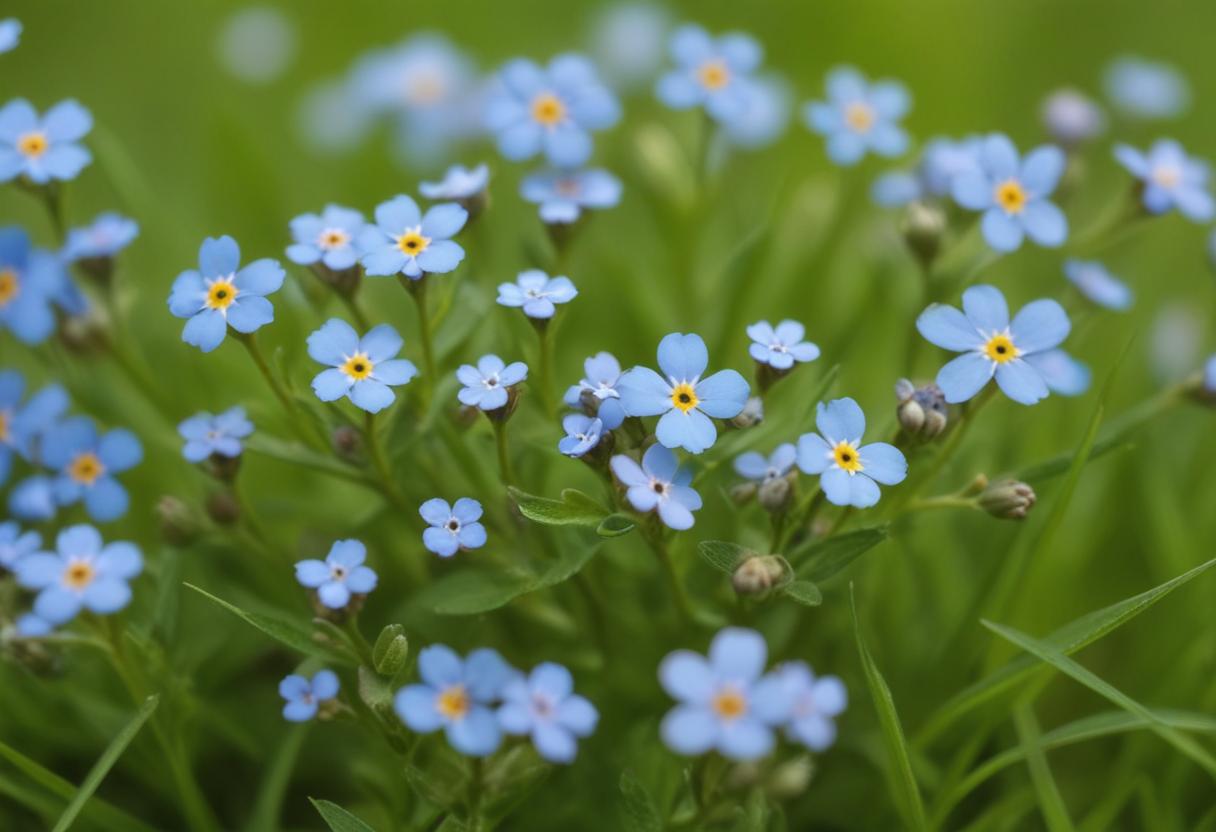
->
[[901, 201, 946, 268], [896, 379, 948, 440], [205, 491, 240, 526], [757, 475, 793, 513], [767, 756, 815, 799], [731, 555, 789, 597], [309, 263, 362, 297], [978, 478, 1036, 520], [372, 624, 410, 677], [730, 396, 765, 429], [1041, 88, 1106, 148], [157, 496, 201, 545], [204, 452, 242, 482], [730, 481, 758, 505], [332, 425, 362, 458]]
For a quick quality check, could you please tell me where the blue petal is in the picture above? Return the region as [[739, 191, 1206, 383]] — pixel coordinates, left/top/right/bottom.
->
[[660, 705, 717, 756], [694, 370, 749, 418], [295, 559, 330, 588], [709, 627, 766, 681], [199, 236, 240, 277], [98, 429, 142, 472], [375, 195, 421, 233], [420, 203, 468, 239], [225, 296, 274, 334], [936, 352, 993, 404], [1024, 350, 1091, 396], [1010, 299, 1070, 354], [1020, 200, 1068, 247], [312, 368, 352, 402], [952, 169, 993, 211], [656, 407, 716, 454], [718, 718, 773, 761], [423, 527, 459, 557], [418, 644, 463, 687], [360, 324, 403, 363], [656, 332, 708, 381], [44, 100, 92, 141], [543, 124, 593, 168], [980, 134, 1019, 179], [1021, 145, 1066, 196], [796, 433, 832, 475], [962, 285, 1010, 333], [981, 208, 1024, 252], [350, 380, 395, 413], [617, 367, 671, 417], [656, 72, 703, 109], [82, 578, 132, 614], [234, 258, 285, 296], [917, 303, 982, 351], [419, 497, 452, 527], [416, 240, 464, 274], [374, 359, 417, 386], [84, 478, 128, 522], [995, 359, 1050, 405], [497, 120, 543, 161], [395, 685, 443, 732], [815, 397, 865, 443], [446, 706, 501, 757], [533, 723, 577, 763], [307, 318, 360, 365], [858, 442, 907, 485], [182, 309, 227, 353]]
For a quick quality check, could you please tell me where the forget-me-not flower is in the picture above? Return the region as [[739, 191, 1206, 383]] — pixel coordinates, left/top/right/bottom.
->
[[497, 270, 578, 319], [0, 19, 20, 54], [15, 524, 141, 625], [8, 475, 57, 522], [618, 332, 749, 454], [295, 539, 378, 609], [1114, 140, 1214, 222], [564, 352, 626, 430], [1064, 259, 1132, 311], [498, 662, 599, 764], [43, 417, 142, 522], [733, 443, 796, 484], [772, 661, 847, 752], [420, 498, 486, 558], [1028, 349, 1091, 397], [804, 67, 910, 166], [286, 204, 365, 272], [420, 163, 489, 202], [655, 25, 762, 126], [559, 414, 602, 458], [359, 195, 467, 279], [1041, 89, 1106, 147], [872, 136, 983, 207], [0, 522, 39, 571], [917, 284, 1072, 405], [0, 99, 92, 184], [456, 355, 527, 411], [395, 645, 514, 757], [1204, 355, 1216, 396], [179, 407, 254, 463], [796, 398, 907, 509], [0, 226, 67, 345], [1104, 56, 1188, 120], [308, 319, 418, 414], [720, 75, 791, 150], [1, 370, 58, 485], [280, 670, 340, 722], [610, 443, 702, 530], [521, 167, 622, 224], [747, 320, 819, 370], [63, 213, 139, 263]]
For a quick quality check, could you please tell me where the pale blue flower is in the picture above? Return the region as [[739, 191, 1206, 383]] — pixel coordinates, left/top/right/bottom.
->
[[286, 204, 365, 271], [1041, 88, 1106, 146], [394, 645, 514, 757], [1063, 259, 1132, 311], [771, 661, 847, 752], [0, 521, 39, 571], [1, 371, 68, 485], [498, 662, 599, 764], [420, 163, 489, 201], [178, 407, 253, 463], [63, 213, 139, 262], [655, 24, 763, 127], [804, 67, 910, 166], [733, 444, 796, 484], [358, 195, 466, 280], [747, 320, 819, 370], [520, 167, 622, 224], [295, 539, 378, 609], [720, 75, 792, 149], [308, 319, 418, 414], [0, 19, 20, 54], [610, 444, 701, 530], [0, 99, 92, 184], [1104, 56, 1188, 120], [564, 352, 626, 430], [456, 355, 527, 411], [558, 414, 602, 458], [420, 498, 486, 558], [1114, 140, 1213, 222], [8, 475, 56, 522], [0, 226, 76, 345], [497, 269, 577, 319], [14, 524, 141, 625], [796, 398, 907, 509], [280, 670, 339, 722], [42, 417, 143, 522], [589, 3, 671, 89]]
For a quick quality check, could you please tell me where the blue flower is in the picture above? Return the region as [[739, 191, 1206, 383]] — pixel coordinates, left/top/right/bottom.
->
[[733, 443, 796, 483], [295, 539, 378, 609], [1205, 355, 1216, 395], [610, 444, 702, 530], [1114, 140, 1214, 222], [0, 19, 21, 54], [1042, 89, 1106, 147], [286, 204, 365, 271], [559, 414, 602, 458], [497, 269, 578, 319], [498, 662, 599, 764], [63, 213, 139, 262], [746, 320, 819, 370], [394, 645, 514, 757], [168, 236, 285, 353], [420, 498, 486, 558], [1063, 259, 1133, 311], [659, 627, 791, 761], [484, 54, 620, 167], [358, 195, 466, 280], [280, 670, 339, 722], [0, 374, 69, 481], [0, 99, 92, 184], [720, 75, 791, 149], [655, 25, 763, 126], [618, 332, 749, 454], [564, 352, 626, 430], [804, 67, 910, 166], [420, 163, 489, 201], [590, 3, 671, 89], [456, 355, 527, 411], [43, 417, 142, 522], [14, 524, 141, 625], [1104, 56, 1188, 120], [876, 136, 985, 207], [16, 613, 52, 637], [951, 134, 1068, 252], [178, 406, 254, 463], [520, 167, 622, 224], [917, 284, 1072, 405], [771, 661, 847, 752], [796, 398, 907, 509], [0, 521, 39, 571], [1028, 349, 1091, 397], [8, 475, 56, 522], [0, 226, 70, 344], [308, 319, 418, 414]]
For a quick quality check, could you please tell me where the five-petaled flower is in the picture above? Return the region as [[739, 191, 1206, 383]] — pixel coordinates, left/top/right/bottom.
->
[[15, 524, 141, 625], [308, 319, 418, 414], [456, 355, 527, 412], [733, 443, 796, 484], [295, 539, 378, 609], [43, 417, 143, 522], [772, 661, 848, 752], [0, 98, 92, 184], [395, 645, 514, 756], [280, 670, 340, 722], [564, 352, 626, 429], [796, 398, 907, 508], [420, 498, 487, 558], [559, 414, 602, 458], [497, 269, 578, 319], [804, 67, 910, 166], [1063, 259, 1133, 311], [1114, 140, 1214, 223], [286, 204, 366, 272], [610, 443, 702, 530], [655, 24, 763, 126], [359, 195, 467, 280], [498, 662, 599, 764], [178, 406, 253, 463], [0, 521, 39, 571], [520, 167, 622, 225], [746, 320, 820, 370], [63, 213, 139, 263]]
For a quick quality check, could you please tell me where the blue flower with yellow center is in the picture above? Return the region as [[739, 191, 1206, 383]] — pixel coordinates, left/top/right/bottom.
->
[[1114, 139, 1214, 222], [610, 444, 702, 530], [394, 644, 514, 757], [520, 167, 622, 225], [42, 417, 143, 522], [280, 670, 339, 722], [804, 66, 911, 166], [14, 524, 141, 625], [498, 662, 599, 764], [358, 195, 467, 280], [796, 397, 907, 509], [295, 539, 378, 609], [0, 98, 92, 184], [286, 204, 365, 271], [655, 25, 763, 126], [308, 319, 418, 414]]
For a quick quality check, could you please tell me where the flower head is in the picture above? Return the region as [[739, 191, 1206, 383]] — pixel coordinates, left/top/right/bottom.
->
[[872, 136, 984, 208], [498, 662, 599, 763], [771, 661, 847, 752], [295, 539, 378, 609], [1114, 140, 1213, 222], [14, 524, 141, 624], [618, 332, 749, 454], [1, 371, 68, 485], [178, 407, 254, 463], [308, 319, 418, 414], [521, 167, 622, 225], [0, 19, 21, 54], [286, 204, 365, 272], [1104, 56, 1188, 120], [951, 134, 1068, 252], [0, 99, 92, 184], [7, 475, 56, 522], [43, 417, 142, 522], [0, 521, 39, 571], [456, 355, 527, 411], [0, 226, 78, 345], [63, 213, 139, 263], [559, 414, 602, 458], [497, 269, 578, 319], [733, 443, 796, 483], [420, 498, 486, 557], [420, 163, 489, 201], [804, 67, 910, 166], [655, 25, 763, 127], [917, 284, 1073, 405], [1063, 259, 1132, 311], [358, 195, 466, 280], [610, 444, 702, 530], [1205, 355, 1216, 396], [719, 75, 791, 150], [564, 352, 626, 429], [747, 320, 819, 370], [280, 670, 339, 722], [1041, 88, 1106, 147], [394, 645, 514, 756], [796, 398, 907, 508]]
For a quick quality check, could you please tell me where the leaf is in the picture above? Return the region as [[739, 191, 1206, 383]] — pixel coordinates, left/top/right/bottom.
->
[[781, 580, 823, 607], [510, 487, 611, 528], [309, 798, 376, 832], [698, 540, 750, 575], [418, 544, 601, 615], [793, 526, 889, 582], [1012, 702, 1074, 832], [51, 695, 159, 832], [851, 586, 928, 831], [597, 514, 637, 537], [185, 583, 348, 663], [246, 724, 309, 832], [619, 769, 663, 832], [243, 433, 367, 484]]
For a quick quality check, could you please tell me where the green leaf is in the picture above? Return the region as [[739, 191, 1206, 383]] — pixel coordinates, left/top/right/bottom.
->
[[698, 540, 750, 575], [597, 514, 637, 537], [1012, 702, 1074, 832], [781, 580, 823, 607], [510, 486, 611, 528], [51, 695, 159, 832], [243, 433, 367, 484], [851, 585, 928, 831], [793, 525, 889, 582], [185, 583, 348, 663], [417, 544, 601, 615], [309, 798, 376, 832], [246, 724, 309, 832], [619, 769, 663, 832]]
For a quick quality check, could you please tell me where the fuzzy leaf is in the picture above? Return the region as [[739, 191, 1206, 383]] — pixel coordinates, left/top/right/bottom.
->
[[597, 514, 637, 537], [510, 487, 611, 528], [782, 580, 823, 607], [309, 798, 376, 832], [794, 526, 889, 582], [698, 540, 750, 575]]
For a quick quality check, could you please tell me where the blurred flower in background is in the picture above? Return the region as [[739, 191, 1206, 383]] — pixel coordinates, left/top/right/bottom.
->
[[1040, 88, 1106, 148], [216, 6, 297, 85], [1104, 55, 1189, 119], [588, 3, 671, 90], [804, 66, 911, 166], [0, 19, 22, 54]]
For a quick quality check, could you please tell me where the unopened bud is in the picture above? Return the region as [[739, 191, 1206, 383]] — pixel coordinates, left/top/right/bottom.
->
[[157, 496, 201, 545], [205, 491, 240, 526], [730, 396, 764, 429], [57, 310, 109, 355], [1041, 88, 1106, 148], [731, 555, 789, 597], [204, 452, 242, 482], [730, 481, 758, 505], [757, 476, 792, 513], [767, 756, 815, 799], [901, 201, 946, 268], [332, 425, 362, 458], [896, 379, 948, 440], [372, 624, 410, 677], [978, 479, 1036, 520]]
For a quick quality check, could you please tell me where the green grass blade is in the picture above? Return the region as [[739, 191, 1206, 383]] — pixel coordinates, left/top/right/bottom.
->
[[309, 798, 376, 832], [245, 724, 309, 832], [185, 582, 349, 663], [1012, 702, 1074, 832]]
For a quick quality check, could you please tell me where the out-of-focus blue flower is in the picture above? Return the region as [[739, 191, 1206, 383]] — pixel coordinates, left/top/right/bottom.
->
[[420, 163, 489, 202], [280, 670, 339, 722], [618, 332, 749, 454], [0, 374, 68, 480], [610, 444, 702, 530], [952, 134, 1068, 252], [558, 414, 602, 458], [1204, 355, 1216, 394], [43, 417, 142, 522], [484, 54, 619, 167], [308, 319, 418, 414], [656, 24, 763, 127], [1041, 88, 1106, 147], [520, 167, 622, 224], [772, 661, 847, 752], [63, 213, 139, 262], [804, 67, 910, 166], [564, 352, 626, 430], [394, 645, 514, 757], [659, 627, 791, 761], [178, 407, 253, 463], [216, 7, 296, 85], [720, 75, 792, 150], [296, 79, 375, 155], [14, 524, 141, 624], [733, 444, 796, 483], [871, 171, 923, 207], [0, 99, 92, 184], [16, 613, 52, 637], [8, 475, 56, 522], [295, 539, 378, 609], [917, 284, 1072, 406], [497, 270, 578, 319], [796, 398, 907, 509], [0, 19, 20, 54], [872, 136, 984, 207], [498, 662, 599, 763], [0, 521, 39, 571], [0, 227, 67, 344], [358, 195, 467, 280], [1114, 140, 1213, 222], [420, 498, 486, 558], [1028, 349, 1091, 397], [589, 3, 671, 89], [168, 236, 285, 353], [286, 205, 365, 271], [747, 320, 819, 370], [1063, 259, 1132, 311], [1104, 56, 1189, 120], [456, 355, 527, 411]]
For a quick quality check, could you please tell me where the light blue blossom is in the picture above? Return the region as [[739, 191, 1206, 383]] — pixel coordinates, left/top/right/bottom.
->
[[0, 99, 92, 184], [14, 524, 141, 625], [618, 332, 749, 454], [659, 627, 791, 761], [917, 284, 1072, 405], [872, 136, 983, 207], [521, 167, 622, 224], [358, 195, 467, 280], [295, 539, 378, 609], [804, 67, 910, 166], [655, 25, 763, 126], [1029, 349, 1091, 397], [733, 444, 796, 484], [771, 661, 847, 752], [1114, 140, 1213, 222], [720, 75, 792, 150], [747, 320, 819, 370], [1205, 355, 1216, 395], [0, 377, 68, 479], [484, 54, 620, 167], [394, 645, 514, 757], [952, 134, 1068, 252], [0, 522, 39, 571], [0, 19, 20, 54], [456, 355, 527, 411], [168, 236, 285, 353], [280, 670, 339, 722], [420, 498, 486, 558], [498, 662, 599, 764], [16, 613, 52, 637], [1041, 89, 1106, 146], [308, 319, 418, 414], [589, 3, 671, 89], [8, 475, 56, 522], [559, 414, 602, 458], [286, 204, 365, 271], [43, 417, 142, 522], [610, 444, 701, 530], [0, 226, 72, 344], [1104, 56, 1188, 120], [420, 163, 489, 201], [1063, 259, 1132, 311], [564, 352, 626, 430], [178, 407, 254, 463], [63, 213, 139, 262], [497, 270, 577, 319], [796, 398, 907, 509]]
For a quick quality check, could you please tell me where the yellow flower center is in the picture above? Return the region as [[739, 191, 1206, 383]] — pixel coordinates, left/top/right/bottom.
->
[[17, 131, 48, 159], [397, 229, 431, 256], [68, 451, 106, 486], [317, 228, 350, 250], [711, 686, 747, 721], [341, 352, 374, 380], [1152, 165, 1181, 189], [206, 277, 239, 311], [833, 440, 864, 474], [436, 684, 470, 719], [697, 59, 730, 91], [994, 180, 1027, 214], [531, 92, 566, 127], [670, 382, 699, 413], [844, 101, 875, 133], [984, 333, 1019, 364], [406, 71, 446, 105], [63, 558, 96, 590], [0, 268, 18, 308]]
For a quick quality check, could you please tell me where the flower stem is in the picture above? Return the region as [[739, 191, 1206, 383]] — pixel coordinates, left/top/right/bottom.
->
[[236, 332, 325, 450], [536, 323, 557, 419], [493, 420, 515, 487], [363, 410, 409, 512], [339, 292, 371, 330], [398, 274, 436, 409], [644, 527, 693, 623]]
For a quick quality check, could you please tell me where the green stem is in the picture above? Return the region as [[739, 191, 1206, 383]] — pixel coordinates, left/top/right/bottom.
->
[[339, 292, 371, 331], [901, 494, 980, 514], [399, 275, 436, 409], [467, 758, 484, 832], [536, 323, 556, 419], [364, 411, 409, 512], [493, 420, 515, 487], [236, 332, 325, 450], [644, 528, 693, 623]]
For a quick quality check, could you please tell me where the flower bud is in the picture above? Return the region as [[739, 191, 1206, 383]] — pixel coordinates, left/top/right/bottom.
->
[[978, 478, 1036, 520], [766, 756, 815, 799], [757, 475, 792, 513], [731, 555, 789, 597], [1041, 88, 1106, 148], [205, 491, 240, 526], [896, 379, 948, 440], [901, 201, 946, 269], [157, 496, 201, 546], [332, 424, 362, 459], [57, 310, 110, 355], [373, 624, 410, 677], [204, 452, 242, 482], [730, 481, 758, 505], [730, 396, 764, 429]]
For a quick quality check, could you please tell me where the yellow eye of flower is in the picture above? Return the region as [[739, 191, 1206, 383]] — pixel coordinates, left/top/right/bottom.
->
[[697, 59, 730, 91], [206, 278, 239, 310], [17, 131, 48, 159], [531, 92, 566, 127], [0, 268, 18, 307], [711, 687, 747, 720], [1152, 165, 1181, 189], [984, 333, 1019, 364], [68, 451, 106, 485], [397, 229, 431, 256], [406, 71, 446, 105], [994, 180, 1027, 214], [844, 102, 875, 133], [63, 559, 96, 590], [317, 228, 350, 250], [833, 441, 864, 473], [436, 685, 470, 719], [670, 382, 699, 413], [341, 353, 374, 380]]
